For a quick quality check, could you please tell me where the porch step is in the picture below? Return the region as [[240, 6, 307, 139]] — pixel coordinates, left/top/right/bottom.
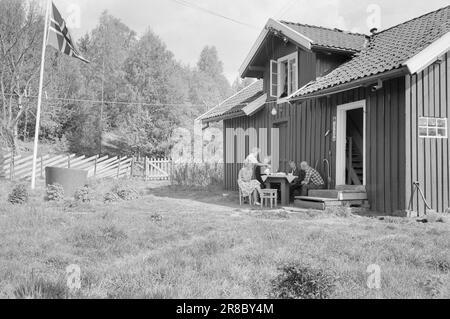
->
[[296, 196, 343, 206], [308, 189, 368, 201], [294, 196, 368, 211]]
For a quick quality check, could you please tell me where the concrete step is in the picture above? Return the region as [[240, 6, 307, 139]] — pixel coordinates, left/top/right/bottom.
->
[[296, 196, 343, 206], [294, 200, 327, 210], [307, 190, 340, 199], [308, 189, 368, 201], [336, 185, 366, 192], [294, 197, 369, 211]]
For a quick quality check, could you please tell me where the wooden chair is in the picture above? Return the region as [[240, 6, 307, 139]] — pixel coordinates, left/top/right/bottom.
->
[[239, 187, 253, 206], [260, 189, 278, 209]]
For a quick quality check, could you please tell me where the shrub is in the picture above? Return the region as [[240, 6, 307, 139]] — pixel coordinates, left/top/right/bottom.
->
[[46, 184, 65, 202], [111, 184, 139, 201], [8, 184, 29, 205], [104, 192, 120, 204], [13, 276, 68, 299], [420, 275, 445, 298], [171, 163, 224, 188], [74, 186, 94, 203], [427, 256, 450, 273], [270, 264, 336, 299], [150, 213, 163, 223]]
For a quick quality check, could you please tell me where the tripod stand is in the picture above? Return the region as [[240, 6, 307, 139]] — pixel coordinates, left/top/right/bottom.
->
[[407, 181, 432, 217]]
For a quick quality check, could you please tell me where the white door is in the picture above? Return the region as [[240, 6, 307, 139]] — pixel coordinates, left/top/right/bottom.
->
[[336, 100, 366, 186]]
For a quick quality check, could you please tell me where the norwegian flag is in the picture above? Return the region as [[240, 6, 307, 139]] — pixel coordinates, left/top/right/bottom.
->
[[47, 2, 89, 63]]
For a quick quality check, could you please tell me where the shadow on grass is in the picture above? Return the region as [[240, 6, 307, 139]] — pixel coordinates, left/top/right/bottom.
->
[[146, 184, 242, 209]]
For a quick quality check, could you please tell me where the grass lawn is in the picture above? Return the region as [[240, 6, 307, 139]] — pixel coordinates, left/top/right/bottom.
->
[[0, 179, 449, 299]]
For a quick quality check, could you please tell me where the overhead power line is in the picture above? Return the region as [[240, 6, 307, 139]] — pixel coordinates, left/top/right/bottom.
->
[[169, 0, 260, 30], [275, 0, 297, 19], [2, 93, 211, 108]]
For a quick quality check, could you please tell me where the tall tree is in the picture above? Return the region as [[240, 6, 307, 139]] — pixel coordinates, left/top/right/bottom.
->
[[190, 46, 232, 116], [0, 0, 44, 150], [232, 77, 256, 93], [77, 12, 137, 130], [197, 46, 224, 77], [117, 29, 191, 156]]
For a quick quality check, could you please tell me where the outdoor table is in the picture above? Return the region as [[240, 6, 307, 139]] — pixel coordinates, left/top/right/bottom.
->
[[261, 174, 298, 206]]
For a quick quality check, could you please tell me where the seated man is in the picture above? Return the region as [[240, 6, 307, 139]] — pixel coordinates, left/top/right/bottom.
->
[[287, 161, 305, 201], [300, 161, 325, 196]]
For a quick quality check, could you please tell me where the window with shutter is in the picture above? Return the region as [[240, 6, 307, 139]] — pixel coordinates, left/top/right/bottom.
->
[[270, 60, 278, 98], [276, 52, 298, 102]]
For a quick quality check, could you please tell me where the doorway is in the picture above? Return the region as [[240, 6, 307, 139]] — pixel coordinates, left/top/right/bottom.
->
[[336, 100, 366, 186]]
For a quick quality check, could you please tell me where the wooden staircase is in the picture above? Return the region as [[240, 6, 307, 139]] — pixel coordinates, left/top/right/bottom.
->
[[346, 113, 364, 185], [294, 187, 368, 211], [347, 137, 363, 185]]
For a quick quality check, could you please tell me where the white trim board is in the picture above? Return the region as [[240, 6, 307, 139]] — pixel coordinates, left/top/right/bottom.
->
[[242, 94, 268, 117], [239, 19, 312, 78], [197, 80, 261, 121], [277, 52, 299, 100], [335, 100, 367, 186], [404, 31, 450, 74]]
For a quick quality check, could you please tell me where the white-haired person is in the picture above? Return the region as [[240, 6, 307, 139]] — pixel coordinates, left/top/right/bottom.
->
[[238, 159, 262, 205], [300, 161, 325, 196]]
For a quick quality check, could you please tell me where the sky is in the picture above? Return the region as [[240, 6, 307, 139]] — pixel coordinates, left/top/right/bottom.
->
[[53, 0, 450, 83]]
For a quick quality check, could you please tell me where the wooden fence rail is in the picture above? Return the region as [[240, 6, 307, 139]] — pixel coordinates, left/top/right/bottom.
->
[[0, 151, 172, 182]]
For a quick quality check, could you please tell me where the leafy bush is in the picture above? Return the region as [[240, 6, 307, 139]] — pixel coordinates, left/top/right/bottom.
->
[[103, 182, 138, 203], [420, 275, 445, 298], [270, 264, 336, 299], [112, 184, 139, 201], [74, 186, 94, 203], [150, 213, 163, 223], [104, 192, 120, 204], [171, 163, 223, 187], [8, 184, 29, 205], [13, 276, 68, 299], [46, 184, 65, 202], [427, 256, 450, 273]]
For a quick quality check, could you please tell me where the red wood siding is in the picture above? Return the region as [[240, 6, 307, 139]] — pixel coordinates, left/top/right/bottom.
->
[[223, 77, 407, 214], [315, 52, 349, 78], [405, 52, 450, 213]]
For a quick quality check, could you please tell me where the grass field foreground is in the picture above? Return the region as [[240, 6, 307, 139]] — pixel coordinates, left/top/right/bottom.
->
[[0, 179, 450, 299]]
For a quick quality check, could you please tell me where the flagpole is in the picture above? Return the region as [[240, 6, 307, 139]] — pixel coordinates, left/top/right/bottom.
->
[[31, 0, 51, 190]]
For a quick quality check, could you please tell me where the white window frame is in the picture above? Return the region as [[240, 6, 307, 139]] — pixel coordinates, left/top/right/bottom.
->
[[269, 60, 278, 98], [336, 100, 366, 186], [276, 52, 298, 104], [418, 117, 448, 139]]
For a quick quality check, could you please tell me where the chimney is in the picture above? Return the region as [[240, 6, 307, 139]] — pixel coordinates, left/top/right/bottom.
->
[[370, 27, 378, 35]]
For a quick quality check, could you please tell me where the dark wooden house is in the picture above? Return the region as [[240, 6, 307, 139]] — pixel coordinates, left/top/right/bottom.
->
[[200, 6, 450, 214]]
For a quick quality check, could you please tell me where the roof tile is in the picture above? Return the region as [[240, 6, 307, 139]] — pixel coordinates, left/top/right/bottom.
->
[[201, 80, 264, 121], [280, 21, 367, 52], [291, 5, 450, 98]]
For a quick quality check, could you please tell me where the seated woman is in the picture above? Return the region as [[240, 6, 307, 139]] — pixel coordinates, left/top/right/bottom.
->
[[255, 156, 272, 188], [238, 160, 262, 205]]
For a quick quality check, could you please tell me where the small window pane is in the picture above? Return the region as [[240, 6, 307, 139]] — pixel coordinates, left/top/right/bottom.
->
[[428, 128, 437, 137], [437, 119, 446, 128], [419, 127, 428, 137], [428, 118, 437, 127], [419, 118, 428, 126], [437, 129, 446, 137]]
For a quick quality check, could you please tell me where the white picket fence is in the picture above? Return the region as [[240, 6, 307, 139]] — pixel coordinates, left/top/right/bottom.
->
[[0, 151, 173, 182], [0, 153, 133, 181], [133, 157, 173, 181]]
